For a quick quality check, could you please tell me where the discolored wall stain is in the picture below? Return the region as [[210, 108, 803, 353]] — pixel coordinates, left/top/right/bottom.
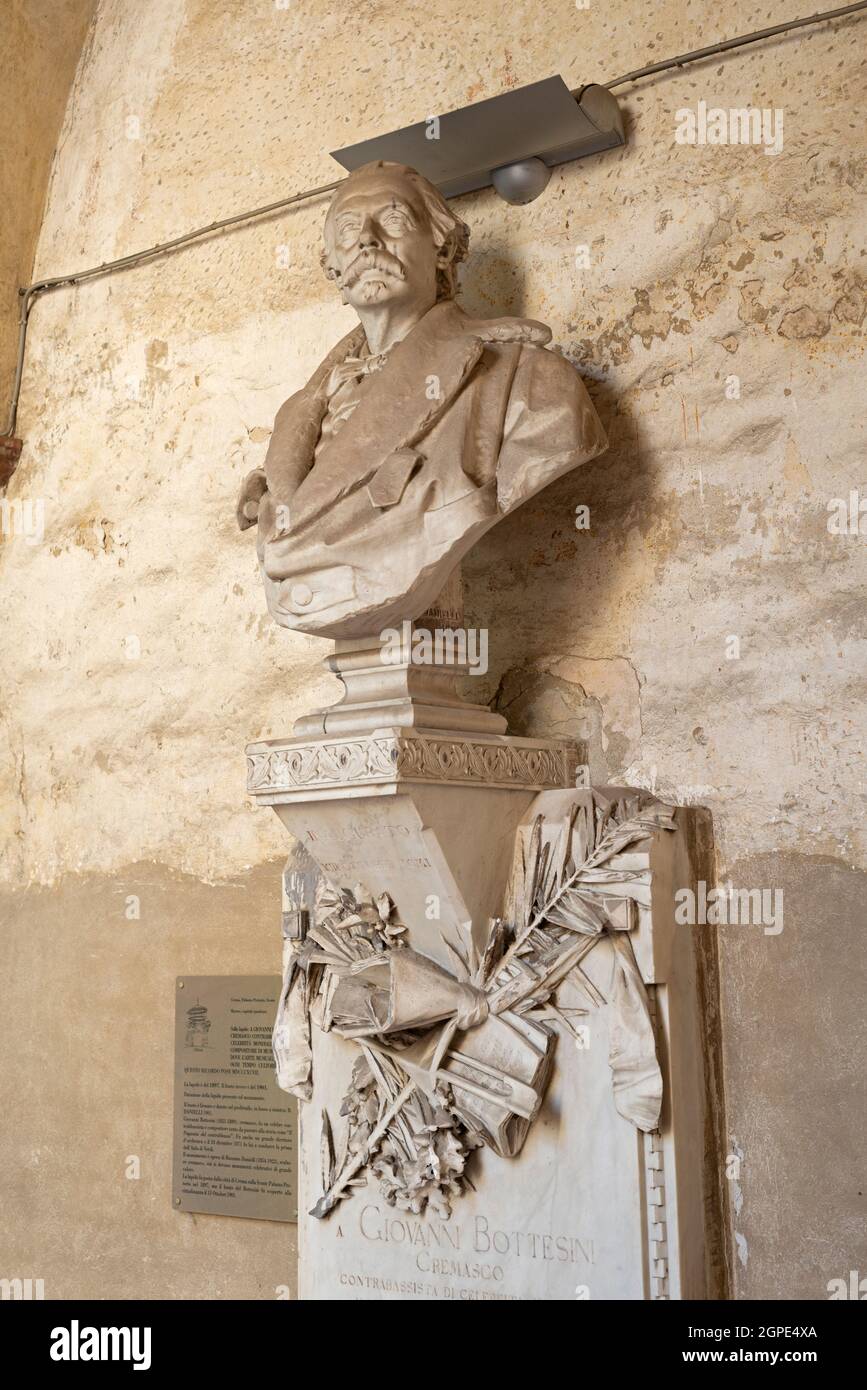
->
[[0, 0, 98, 414], [0, 860, 296, 1300], [717, 853, 867, 1301]]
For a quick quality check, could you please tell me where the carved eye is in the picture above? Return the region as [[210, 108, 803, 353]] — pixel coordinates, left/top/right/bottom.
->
[[382, 209, 410, 233], [337, 220, 361, 246]]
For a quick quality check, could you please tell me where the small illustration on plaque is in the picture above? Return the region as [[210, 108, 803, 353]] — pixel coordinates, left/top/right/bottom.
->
[[173, 975, 297, 1222], [184, 1002, 211, 1051]]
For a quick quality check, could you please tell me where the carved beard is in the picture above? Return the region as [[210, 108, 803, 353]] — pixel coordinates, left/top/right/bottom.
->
[[357, 278, 392, 303]]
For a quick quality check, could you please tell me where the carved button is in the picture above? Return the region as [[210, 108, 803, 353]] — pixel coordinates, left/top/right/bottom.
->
[[290, 583, 314, 607]]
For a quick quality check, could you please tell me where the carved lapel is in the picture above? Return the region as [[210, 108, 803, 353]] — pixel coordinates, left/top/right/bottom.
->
[[289, 302, 485, 530], [264, 323, 366, 504]]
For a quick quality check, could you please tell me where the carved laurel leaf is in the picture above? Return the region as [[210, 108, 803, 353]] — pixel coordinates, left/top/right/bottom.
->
[[543, 889, 609, 935]]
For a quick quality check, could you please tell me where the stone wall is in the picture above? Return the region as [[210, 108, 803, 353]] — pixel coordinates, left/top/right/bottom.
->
[[0, 0, 97, 423], [1, 0, 864, 1300]]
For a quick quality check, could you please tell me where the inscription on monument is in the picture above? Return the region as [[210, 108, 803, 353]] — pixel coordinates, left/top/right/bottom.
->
[[173, 976, 296, 1222], [304, 821, 432, 876], [334, 1204, 596, 1301]]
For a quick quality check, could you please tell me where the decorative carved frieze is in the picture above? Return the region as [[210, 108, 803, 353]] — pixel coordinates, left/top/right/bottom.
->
[[246, 731, 579, 797]]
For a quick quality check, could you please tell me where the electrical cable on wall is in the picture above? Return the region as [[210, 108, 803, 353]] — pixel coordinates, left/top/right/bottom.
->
[[3, 0, 865, 449]]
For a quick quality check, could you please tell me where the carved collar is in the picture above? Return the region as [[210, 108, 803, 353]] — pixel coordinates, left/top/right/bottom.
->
[[264, 301, 552, 524]]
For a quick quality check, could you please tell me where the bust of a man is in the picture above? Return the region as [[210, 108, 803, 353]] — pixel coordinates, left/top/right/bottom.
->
[[237, 160, 607, 639]]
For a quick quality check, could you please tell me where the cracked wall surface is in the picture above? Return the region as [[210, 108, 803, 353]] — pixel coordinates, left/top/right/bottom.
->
[[0, 0, 864, 1300]]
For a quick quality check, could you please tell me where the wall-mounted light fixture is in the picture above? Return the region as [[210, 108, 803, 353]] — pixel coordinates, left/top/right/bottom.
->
[[330, 76, 625, 205], [5, 4, 865, 467]]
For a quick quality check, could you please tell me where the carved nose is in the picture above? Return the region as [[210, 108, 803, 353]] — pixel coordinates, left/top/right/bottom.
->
[[358, 217, 380, 249]]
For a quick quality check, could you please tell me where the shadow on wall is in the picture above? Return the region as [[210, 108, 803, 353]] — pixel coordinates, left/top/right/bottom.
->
[[455, 321, 657, 782], [458, 228, 657, 634]]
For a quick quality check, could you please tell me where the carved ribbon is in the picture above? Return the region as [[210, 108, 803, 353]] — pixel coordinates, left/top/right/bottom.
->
[[274, 791, 676, 1159]]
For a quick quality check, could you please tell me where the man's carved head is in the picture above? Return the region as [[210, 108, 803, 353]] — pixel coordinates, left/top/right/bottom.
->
[[321, 161, 470, 312]]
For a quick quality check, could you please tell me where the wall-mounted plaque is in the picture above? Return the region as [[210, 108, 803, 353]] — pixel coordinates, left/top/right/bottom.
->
[[173, 976, 296, 1222]]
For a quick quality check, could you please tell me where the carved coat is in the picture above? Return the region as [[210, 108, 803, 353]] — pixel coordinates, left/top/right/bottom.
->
[[238, 299, 607, 639]]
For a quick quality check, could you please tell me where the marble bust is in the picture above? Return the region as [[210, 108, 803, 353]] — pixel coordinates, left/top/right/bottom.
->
[[237, 160, 607, 639]]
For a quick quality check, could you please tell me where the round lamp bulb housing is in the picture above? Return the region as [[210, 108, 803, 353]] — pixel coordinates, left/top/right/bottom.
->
[[490, 157, 552, 205]]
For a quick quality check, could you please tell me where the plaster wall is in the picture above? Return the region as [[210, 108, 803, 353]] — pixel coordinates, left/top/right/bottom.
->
[[0, 0, 97, 420]]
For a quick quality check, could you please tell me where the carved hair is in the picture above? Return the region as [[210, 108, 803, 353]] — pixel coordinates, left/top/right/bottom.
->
[[321, 161, 470, 302]]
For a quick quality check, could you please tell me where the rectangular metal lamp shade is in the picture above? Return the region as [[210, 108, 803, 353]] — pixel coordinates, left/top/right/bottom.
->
[[330, 76, 625, 198]]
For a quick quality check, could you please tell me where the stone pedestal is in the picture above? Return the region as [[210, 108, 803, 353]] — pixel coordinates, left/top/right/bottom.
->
[[292, 636, 507, 738], [291, 568, 505, 740], [247, 728, 578, 963], [247, 713, 725, 1300]]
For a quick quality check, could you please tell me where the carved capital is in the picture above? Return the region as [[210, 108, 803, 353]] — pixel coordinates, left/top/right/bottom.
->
[[246, 729, 580, 801]]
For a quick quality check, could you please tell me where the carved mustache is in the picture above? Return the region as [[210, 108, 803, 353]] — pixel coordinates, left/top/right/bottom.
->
[[341, 249, 406, 288]]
